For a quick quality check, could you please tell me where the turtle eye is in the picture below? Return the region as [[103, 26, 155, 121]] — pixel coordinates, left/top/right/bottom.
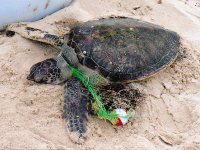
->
[[42, 61, 51, 68]]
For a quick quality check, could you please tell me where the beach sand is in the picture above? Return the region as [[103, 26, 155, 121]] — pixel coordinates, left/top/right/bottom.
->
[[0, 0, 200, 149]]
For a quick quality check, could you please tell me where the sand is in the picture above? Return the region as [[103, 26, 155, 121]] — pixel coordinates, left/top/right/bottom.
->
[[0, 0, 200, 149]]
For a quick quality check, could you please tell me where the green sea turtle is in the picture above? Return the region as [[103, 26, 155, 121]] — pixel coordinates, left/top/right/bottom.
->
[[7, 17, 180, 143]]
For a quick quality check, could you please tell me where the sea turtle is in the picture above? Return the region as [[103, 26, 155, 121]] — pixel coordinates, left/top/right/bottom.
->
[[7, 17, 180, 143]]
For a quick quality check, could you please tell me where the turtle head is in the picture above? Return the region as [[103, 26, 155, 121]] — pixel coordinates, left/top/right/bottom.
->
[[27, 44, 78, 84], [27, 58, 70, 84]]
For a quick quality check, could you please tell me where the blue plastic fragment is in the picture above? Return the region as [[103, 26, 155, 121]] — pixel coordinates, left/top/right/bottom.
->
[[0, 0, 73, 30]]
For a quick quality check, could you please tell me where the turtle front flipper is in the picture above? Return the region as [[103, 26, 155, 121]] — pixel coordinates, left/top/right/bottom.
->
[[63, 77, 89, 144], [7, 24, 63, 49]]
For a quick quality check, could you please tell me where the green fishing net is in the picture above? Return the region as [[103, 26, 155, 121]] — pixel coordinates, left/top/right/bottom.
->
[[69, 65, 122, 124]]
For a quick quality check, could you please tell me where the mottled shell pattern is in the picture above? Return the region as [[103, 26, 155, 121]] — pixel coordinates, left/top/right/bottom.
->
[[68, 18, 180, 82]]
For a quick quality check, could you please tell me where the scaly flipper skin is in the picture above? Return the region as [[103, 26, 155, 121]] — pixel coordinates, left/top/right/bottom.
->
[[63, 77, 89, 144], [7, 24, 63, 49]]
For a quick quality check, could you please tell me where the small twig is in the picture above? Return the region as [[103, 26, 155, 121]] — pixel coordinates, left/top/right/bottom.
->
[[133, 5, 141, 10]]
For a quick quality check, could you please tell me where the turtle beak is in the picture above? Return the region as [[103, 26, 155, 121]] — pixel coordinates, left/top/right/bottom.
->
[[27, 74, 32, 81], [26, 76, 31, 80]]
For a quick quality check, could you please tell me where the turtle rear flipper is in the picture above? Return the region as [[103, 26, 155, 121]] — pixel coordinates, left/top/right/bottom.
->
[[63, 77, 89, 144], [7, 23, 63, 48]]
